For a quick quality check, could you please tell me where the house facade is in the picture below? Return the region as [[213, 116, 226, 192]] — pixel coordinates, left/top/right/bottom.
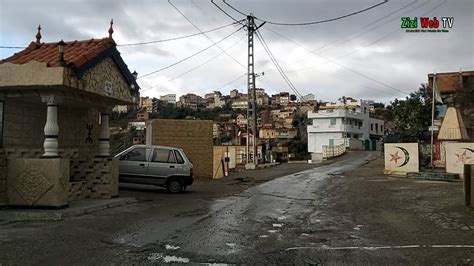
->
[[0, 22, 139, 207], [307, 98, 384, 161]]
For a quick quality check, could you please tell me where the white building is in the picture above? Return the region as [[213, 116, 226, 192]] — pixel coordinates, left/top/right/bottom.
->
[[307, 98, 384, 161], [160, 94, 176, 105]]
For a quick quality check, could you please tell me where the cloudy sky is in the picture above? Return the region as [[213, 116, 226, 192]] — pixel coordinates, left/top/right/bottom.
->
[[1, 0, 472, 103]]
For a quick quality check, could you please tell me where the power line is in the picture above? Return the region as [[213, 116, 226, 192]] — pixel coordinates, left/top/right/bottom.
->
[[313, 0, 423, 54], [168, 0, 246, 70], [217, 73, 247, 89], [140, 34, 245, 93], [254, 29, 304, 100], [0, 46, 25, 49], [117, 21, 241, 47], [138, 27, 243, 79], [211, 0, 242, 23], [265, 27, 411, 95], [326, 0, 447, 60], [223, 0, 388, 26]]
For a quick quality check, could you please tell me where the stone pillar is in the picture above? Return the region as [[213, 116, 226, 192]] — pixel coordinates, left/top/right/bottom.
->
[[97, 112, 110, 157], [41, 95, 62, 157]]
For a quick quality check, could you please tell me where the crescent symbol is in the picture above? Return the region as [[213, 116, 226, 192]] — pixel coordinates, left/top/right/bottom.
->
[[396, 146, 410, 167], [461, 148, 474, 153]]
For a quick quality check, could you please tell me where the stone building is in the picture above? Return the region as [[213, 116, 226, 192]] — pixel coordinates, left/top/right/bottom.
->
[[0, 22, 139, 207]]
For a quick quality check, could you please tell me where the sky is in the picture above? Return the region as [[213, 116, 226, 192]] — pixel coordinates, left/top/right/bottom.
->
[[0, 0, 473, 104]]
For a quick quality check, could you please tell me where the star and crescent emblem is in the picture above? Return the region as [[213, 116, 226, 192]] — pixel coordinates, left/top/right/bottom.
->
[[455, 148, 474, 164], [389, 146, 410, 168]]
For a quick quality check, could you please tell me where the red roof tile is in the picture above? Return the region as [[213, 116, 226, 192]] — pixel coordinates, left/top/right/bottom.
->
[[0, 38, 116, 68], [428, 71, 474, 94]]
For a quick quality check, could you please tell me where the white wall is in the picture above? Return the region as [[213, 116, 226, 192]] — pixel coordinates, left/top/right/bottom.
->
[[308, 132, 344, 153]]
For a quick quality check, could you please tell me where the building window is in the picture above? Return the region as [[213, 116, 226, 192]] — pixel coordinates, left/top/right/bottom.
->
[[330, 118, 336, 125], [380, 125, 383, 132], [371, 124, 373, 131], [364, 107, 367, 113], [359, 121, 363, 128], [375, 123, 379, 132]]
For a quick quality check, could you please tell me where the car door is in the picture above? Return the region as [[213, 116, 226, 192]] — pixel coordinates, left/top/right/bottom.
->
[[147, 148, 178, 185], [118, 147, 151, 183]]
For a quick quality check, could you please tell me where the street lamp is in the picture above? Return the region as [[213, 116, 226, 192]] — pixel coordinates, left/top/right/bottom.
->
[[57, 40, 66, 67]]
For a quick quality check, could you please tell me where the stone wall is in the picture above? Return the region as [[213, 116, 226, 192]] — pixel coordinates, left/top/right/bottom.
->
[[147, 119, 213, 178], [65, 57, 134, 103]]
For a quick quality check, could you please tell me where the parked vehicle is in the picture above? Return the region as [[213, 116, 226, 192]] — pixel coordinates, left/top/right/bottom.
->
[[115, 145, 194, 193]]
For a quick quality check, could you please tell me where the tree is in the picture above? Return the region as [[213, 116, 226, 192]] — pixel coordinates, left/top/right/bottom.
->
[[388, 84, 436, 142]]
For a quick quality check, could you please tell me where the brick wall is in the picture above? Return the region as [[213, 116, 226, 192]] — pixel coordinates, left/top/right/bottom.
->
[[147, 119, 213, 178], [68, 158, 118, 201]]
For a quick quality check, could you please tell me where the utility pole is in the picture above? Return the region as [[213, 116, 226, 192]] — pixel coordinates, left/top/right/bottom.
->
[[244, 15, 265, 166], [342, 96, 348, 148], [246, 15, 257, 165]]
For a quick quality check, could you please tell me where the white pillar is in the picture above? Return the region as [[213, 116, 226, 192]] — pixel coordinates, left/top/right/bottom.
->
[[41, 95, 62, 157], [97, 112, 110, 157]]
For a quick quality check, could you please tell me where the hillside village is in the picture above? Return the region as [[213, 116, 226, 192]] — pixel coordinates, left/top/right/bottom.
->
[[111, 89, 389, 163]]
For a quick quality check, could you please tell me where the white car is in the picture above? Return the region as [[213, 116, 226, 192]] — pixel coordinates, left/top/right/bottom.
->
[[115, 145, 194, 193]]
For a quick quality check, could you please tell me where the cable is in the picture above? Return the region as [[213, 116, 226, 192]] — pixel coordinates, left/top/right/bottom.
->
[[117, 21, 240, 47], [211, 0, 242, 23], [0, 46, 25, 49], [168, 0, 247, 70], [168, 34, 246, 82], [224, 0, 388, 26], [313, 0, 424, 54], [255, 28, 304, 101], [265, 27, 410, 95], [140, 34, 245, 93], [330, 0, 447, 60], [217, 73, 247, 89], [138, 27, 242, 79]]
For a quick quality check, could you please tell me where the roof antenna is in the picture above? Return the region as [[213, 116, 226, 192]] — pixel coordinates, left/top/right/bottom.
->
[[108, 19, 114, 38], [36, 24, 42, 44]]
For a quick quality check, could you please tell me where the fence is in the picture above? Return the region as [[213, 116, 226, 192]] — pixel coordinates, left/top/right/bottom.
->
[[322, 143, 346, 159]]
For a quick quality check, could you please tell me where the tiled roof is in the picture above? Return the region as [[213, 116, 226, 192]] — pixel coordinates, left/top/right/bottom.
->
[[428, 71, 474, 94], [0, 38, 116, 68]]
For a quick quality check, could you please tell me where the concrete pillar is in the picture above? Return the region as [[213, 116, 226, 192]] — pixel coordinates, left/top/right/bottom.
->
[[97, 112, 110, 157], [41, 95, 62, 157]]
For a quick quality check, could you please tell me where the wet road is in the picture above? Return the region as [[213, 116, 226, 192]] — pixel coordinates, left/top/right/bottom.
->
[[112, 152, 377, 264], [2, 151, 473, 265]]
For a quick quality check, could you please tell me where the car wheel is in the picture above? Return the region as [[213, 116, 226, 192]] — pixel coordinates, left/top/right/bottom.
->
[[167, 179, 183, 193]]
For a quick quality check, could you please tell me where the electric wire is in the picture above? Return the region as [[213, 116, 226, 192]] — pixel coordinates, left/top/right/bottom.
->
[[329, 0, 447, 60], [169, 0, 247, 70], [254, 28, 304, 101], [0, 46, 25, 49], [314, 0, 425, 54], [138, 27, 243, 80], [117, 21, 241, 47], [264, 27, 410, 95], [140, 32, 246, 93], [211, 0, 242, 23], [223, 0, 388, 26]]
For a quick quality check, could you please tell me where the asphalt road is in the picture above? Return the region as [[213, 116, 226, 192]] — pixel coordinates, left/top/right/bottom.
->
[[1, 151, 473, 265]]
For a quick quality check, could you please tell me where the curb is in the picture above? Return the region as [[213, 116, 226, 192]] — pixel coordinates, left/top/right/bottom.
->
[[0, 197, 137, 223]]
